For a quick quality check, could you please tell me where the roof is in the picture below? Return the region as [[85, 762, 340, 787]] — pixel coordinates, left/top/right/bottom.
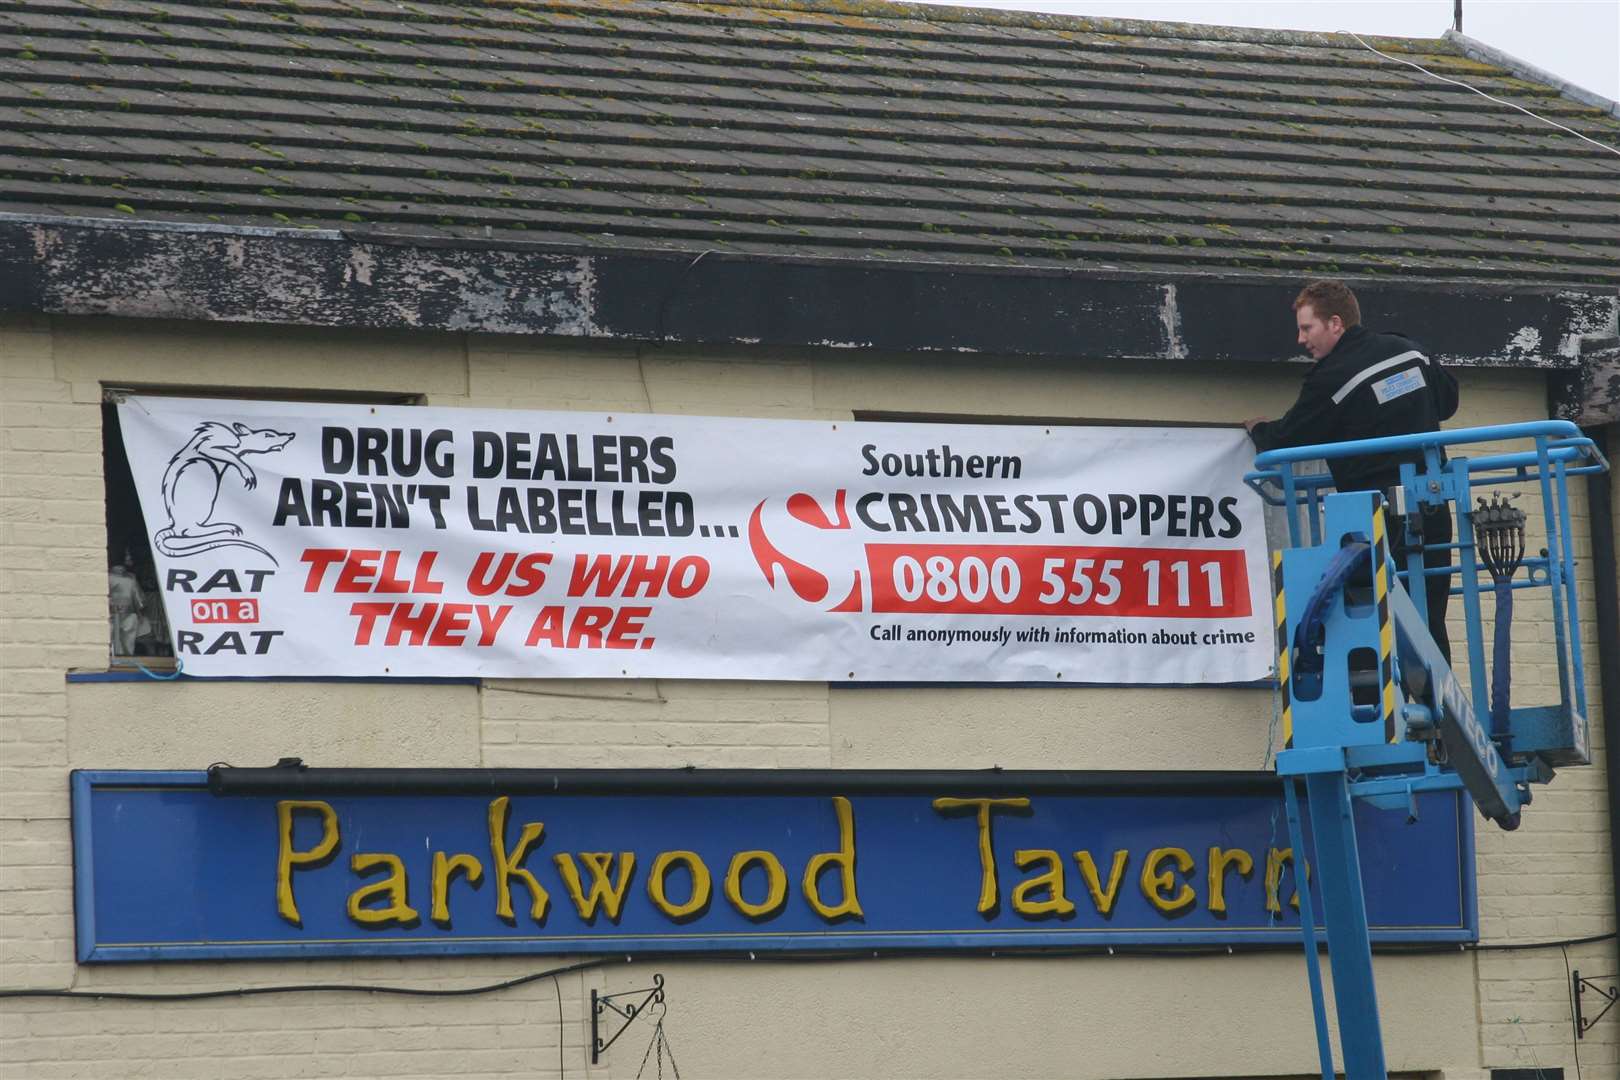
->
[[2, 0, 1618, 288]]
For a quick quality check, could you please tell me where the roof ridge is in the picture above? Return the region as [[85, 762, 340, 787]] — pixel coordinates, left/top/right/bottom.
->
[[18, 0, 1462, 69], [642, 0, 1458, 51]]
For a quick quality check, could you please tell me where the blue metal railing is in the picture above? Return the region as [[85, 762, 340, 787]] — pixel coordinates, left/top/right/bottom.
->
[[1247, 419, 1607, 762], [1245, 421, 1606, 508]]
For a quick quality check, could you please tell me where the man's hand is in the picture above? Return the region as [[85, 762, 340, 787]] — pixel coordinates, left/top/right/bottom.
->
[[1243, 416, 1267, 433]]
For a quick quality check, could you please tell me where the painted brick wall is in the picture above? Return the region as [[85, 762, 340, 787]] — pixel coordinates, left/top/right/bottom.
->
[[1, 313, 1613, 1078], [1449, 393, 1617, 1073]]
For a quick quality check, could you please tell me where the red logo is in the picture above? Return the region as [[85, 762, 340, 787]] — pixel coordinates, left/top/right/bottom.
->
[[747, 490, 865, 612], [190, 597, 260, 624]]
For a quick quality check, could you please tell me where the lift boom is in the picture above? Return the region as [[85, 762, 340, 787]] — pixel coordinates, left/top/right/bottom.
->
[[1246, 420, 1608, 1077]]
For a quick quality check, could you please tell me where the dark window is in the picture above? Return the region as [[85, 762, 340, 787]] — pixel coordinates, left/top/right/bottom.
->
[[102, 401, 172, 666], [99, 387, 420, 669]]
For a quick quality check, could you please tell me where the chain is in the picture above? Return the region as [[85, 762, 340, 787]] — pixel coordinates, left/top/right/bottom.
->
[[635, 1006, 681, 1080], [636, 1020, 659, 1080]]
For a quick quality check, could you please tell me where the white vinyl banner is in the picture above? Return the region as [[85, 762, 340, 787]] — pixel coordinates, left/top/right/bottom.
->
[[117, 396, 1274, 683]]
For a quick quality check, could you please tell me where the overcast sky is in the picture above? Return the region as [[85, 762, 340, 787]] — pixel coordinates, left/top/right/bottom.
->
[[912, 0, 1620, 102]]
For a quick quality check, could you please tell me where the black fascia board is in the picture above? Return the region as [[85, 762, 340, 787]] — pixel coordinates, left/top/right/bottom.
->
[[206, 765, 1282, 797], [1, 215, 1612, 369]]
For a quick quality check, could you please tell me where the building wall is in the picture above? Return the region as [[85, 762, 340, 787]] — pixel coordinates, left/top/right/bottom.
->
[[1, 313, 1614, 1078]]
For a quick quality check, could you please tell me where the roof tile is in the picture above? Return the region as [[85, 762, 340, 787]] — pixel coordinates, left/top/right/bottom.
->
[[2, 0, 1615, 284]]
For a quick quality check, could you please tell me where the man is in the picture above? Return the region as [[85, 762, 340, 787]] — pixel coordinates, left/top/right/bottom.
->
[[1245, 280, 1460, 660]]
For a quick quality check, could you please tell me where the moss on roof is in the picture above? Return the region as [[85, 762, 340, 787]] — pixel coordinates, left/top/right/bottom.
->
[[0, 0, 1615, 284]]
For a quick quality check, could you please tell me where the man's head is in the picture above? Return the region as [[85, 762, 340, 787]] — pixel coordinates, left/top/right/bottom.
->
[[1293, 280, 1361, 359]]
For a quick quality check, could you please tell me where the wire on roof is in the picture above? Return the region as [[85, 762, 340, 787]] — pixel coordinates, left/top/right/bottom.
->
[[1342, 31, 1620, 158]]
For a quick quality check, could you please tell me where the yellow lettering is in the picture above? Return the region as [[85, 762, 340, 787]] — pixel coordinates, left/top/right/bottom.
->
[[554, 852, 636, 921], [1140, 846, 1195, 915], [1206, 847, 1254, 916], [1266, 847, 1309, 913], [1072, 850, 1129, 916], [276, 799, 339, 926], [647, 851, 712, 920], [803, 796, 865, 921], [347, 853, 418, 925], [932, 796, 1030, 914], [488, 795, 549, 923], [430, 852, 484, 926], [725, 851, 788, 919], [1011, 849, 1075, 917]]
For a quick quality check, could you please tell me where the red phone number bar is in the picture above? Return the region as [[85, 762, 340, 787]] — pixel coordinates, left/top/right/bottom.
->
[[866, 544, 1251, 618]]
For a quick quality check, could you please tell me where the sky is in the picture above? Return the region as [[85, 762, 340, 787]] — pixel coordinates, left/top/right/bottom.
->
[[911, 0, 1620, 102]]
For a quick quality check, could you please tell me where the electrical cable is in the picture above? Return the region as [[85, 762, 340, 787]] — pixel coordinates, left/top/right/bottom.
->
[[0, 957, 611, 1002], [1469, 930, 1614, 953], [1562, 944, 1584, 1079], [3, 931, 1613, 1004], [1341, 31, 1620, 158], [556, 974, 566, 1080]]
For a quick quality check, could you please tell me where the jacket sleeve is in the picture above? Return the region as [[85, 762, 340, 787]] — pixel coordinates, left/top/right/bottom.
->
[[1249, 367, 1341, 452]]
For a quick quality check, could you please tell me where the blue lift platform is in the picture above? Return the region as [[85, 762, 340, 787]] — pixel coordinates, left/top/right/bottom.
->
[[1246, 420, 1609, 1077]]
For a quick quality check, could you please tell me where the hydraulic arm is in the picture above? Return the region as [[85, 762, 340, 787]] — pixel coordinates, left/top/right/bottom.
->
[[1246, 420, 1608, 1077]]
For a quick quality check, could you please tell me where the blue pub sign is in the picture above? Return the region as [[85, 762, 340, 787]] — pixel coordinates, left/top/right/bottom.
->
[[71, 771, 1475, 963]]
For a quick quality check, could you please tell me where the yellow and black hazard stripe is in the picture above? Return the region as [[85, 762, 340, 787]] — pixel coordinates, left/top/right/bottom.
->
[[1371, 507, 1398, 743], [1273, 550, 1293, 749]]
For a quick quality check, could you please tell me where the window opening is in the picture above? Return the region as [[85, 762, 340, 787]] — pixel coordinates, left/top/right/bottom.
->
[[99, 387, 421, 670], [102, 400, 172, 667]]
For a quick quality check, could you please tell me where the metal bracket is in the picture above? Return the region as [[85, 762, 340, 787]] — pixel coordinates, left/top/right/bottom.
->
[[591, 974, 665, 1064], [1574, 969, 1617, 1038]]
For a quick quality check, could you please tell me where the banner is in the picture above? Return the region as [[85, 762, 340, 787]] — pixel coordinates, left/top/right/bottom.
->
[[71, 772, 1473, 962], [117, 396, 1272, 682]]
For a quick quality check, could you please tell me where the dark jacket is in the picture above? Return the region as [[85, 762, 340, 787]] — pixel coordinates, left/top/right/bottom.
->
[[1249, 325, 1460, 493]]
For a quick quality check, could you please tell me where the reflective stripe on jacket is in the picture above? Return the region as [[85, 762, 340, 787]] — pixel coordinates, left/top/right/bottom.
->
[[1250, 325, 1460, 494]]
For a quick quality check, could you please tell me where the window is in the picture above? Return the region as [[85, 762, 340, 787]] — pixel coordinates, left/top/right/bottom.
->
[[102, 401, 172, 667], [99, 388, 419, 669]]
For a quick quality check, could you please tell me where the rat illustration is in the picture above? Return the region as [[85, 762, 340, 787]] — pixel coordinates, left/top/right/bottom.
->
[[154, 421, 295, 565]]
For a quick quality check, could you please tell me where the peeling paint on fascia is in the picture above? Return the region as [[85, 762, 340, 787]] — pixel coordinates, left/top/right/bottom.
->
[[1158, 282, 1187, 359], [558, 256, 598, 335], [28, 224, 60, 261], [1556, 290, 1620, 358], [897, 343, 988, 353], [1505, 325, 1543, 359], [343, 246, 376, 286], [508, 257, 598, 337], [421, 253, 600, 336], [810, 339, 877, 348]]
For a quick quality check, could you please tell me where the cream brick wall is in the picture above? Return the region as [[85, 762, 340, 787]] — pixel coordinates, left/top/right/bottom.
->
[[2, 313, 1614, 1078]]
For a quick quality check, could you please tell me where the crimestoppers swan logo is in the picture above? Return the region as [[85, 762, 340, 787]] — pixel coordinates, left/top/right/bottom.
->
[[747, 490, 866, 612], [154, 421, 294, 565]]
